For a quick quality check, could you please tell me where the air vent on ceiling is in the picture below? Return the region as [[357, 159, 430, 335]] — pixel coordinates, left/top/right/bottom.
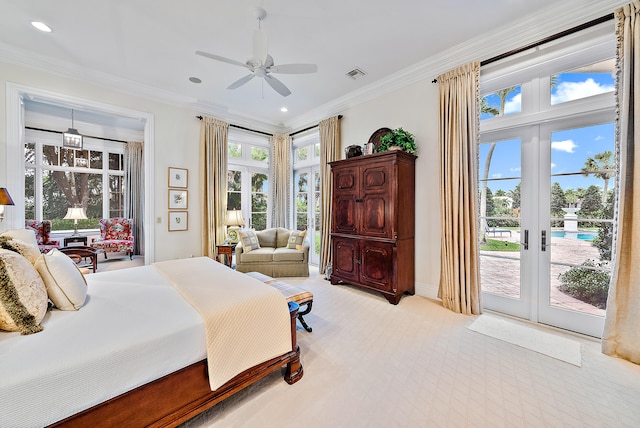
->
[[345, 67, 367, 80]]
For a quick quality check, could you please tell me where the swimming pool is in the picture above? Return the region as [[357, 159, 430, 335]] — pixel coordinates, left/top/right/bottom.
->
[[550, 231, 597, 241]]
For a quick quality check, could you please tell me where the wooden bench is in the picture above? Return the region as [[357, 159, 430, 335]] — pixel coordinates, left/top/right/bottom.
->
[[246, 271, 313, 332]]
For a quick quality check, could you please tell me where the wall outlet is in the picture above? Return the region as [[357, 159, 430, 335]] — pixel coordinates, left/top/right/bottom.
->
[[156, 216, 162, 223]]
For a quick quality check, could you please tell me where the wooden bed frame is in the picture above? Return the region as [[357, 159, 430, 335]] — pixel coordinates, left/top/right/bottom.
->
[[49, 303, 303, 427]]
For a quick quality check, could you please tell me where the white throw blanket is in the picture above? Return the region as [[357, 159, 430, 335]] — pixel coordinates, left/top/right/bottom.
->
[[153, 257, 292, 390]]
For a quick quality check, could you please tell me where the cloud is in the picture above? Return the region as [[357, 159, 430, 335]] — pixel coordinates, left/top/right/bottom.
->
[[551, 163, 556, 169], [551, 78, 614, 104], [509, 167, 521, 172], [552, 139, 577, 153], [595, 135, 603, 141], [492, 173, 503, 178], [504, 93, 521, 114]]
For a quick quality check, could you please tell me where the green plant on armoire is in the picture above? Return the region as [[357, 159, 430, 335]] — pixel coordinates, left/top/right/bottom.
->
[[376, 127, 417, 154]]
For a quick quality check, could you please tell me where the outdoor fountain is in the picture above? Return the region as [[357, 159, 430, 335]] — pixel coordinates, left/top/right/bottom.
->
[[561, 207, 579, 238]]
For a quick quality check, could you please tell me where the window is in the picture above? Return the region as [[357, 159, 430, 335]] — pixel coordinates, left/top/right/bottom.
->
[[226, 129, 270, 230], [24, 129, 125, 233]]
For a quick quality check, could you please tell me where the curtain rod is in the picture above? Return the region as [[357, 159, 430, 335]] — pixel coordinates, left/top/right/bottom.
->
[[431, 13, 614, 83], [196, 116, 273, 137], [290, 115, 343, 137], [25, 126, 128, 144]]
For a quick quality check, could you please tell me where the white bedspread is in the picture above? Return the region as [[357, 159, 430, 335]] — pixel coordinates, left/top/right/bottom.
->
[[0, 258, 287, 427], [153, 257, 291, 390]]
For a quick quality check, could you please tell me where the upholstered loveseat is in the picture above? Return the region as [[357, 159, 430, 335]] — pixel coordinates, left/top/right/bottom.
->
[[235, 227, 309, 277]]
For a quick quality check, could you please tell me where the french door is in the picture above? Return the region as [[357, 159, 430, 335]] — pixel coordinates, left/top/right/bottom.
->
[[480, 115, 614, 337], [294, 166, 321, 265]]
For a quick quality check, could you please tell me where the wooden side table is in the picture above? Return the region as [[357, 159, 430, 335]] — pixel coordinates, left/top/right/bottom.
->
[[64, 235, 88, 247], [216, 244, 235, 268], [58, 246, 99, 273]]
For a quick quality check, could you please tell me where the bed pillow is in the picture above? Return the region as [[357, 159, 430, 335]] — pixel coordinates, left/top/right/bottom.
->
[[0, 228, 39, 250], [0, 251, 48, 334], [239, 229, 261, 253], [0, 235, 41, 265], [287, 230, 307, 250], [35, 249, 87, 311]]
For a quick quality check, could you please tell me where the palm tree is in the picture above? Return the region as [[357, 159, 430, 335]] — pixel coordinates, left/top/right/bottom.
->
[[581, 150, 614, 205]]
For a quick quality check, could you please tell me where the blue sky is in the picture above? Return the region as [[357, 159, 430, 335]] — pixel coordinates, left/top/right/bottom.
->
[[480, 69, 615, 194]]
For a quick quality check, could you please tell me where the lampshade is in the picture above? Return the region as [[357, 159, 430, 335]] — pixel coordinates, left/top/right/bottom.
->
[[63, 207, 88, 220], [226, 210, 245, 227], [0, 188, 15, 206]]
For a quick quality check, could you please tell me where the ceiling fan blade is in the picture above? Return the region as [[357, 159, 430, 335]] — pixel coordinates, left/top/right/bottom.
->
[[252, 29, 268, 64], [227, 74, 255, 89], [195, 50, 249, 69], [264, 74, 291, 97], [269, 63, 318, 74]]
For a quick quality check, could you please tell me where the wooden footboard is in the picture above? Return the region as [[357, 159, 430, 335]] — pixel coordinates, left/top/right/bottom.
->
[[49, 303, 303, 428]]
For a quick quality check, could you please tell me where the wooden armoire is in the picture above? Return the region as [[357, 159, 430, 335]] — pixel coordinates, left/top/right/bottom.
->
[[329, 150, 416, 304]]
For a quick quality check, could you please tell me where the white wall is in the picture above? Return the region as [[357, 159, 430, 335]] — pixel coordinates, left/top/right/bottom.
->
[[0, 61, 203, 262], [341, 79, 441, 298]]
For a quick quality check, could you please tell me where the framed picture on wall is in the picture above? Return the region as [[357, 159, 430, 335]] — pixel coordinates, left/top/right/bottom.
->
[[168, 211, 188, 231], [168, 189, 188, 210], [168, 167, 188, 188]]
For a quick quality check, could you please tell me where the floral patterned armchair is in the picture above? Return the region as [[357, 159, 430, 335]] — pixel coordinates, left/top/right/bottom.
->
[[25, 220, 61, 253], [90, 218, 134, 259]]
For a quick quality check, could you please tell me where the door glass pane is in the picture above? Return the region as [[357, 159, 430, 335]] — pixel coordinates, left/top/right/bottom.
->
[[251, 146, 268, 162], [481, 85, 522, 120], [295, 171, 308, 230], [227, 170, 242, 210], [251, 172, 267, 230], [548, 123, 614, 315], [550, 59, 615, 105], [479, 139, 522, 299]]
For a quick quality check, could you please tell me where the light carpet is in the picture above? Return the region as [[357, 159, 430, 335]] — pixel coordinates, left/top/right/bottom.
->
[[468, 313, 582, 366], [176, 267, 640, 427]]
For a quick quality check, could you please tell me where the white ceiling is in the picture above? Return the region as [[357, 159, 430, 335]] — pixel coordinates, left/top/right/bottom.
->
[[0, 0, 627, 133]]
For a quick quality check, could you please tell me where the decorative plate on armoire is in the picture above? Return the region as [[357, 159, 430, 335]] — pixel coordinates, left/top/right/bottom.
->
[[367, 127, 392, 152]]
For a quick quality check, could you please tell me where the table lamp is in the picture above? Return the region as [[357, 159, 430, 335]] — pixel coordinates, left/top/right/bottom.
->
[[64, 207, 87, 236], [0, 188, 15, 223], [226, 210, 245, 244]]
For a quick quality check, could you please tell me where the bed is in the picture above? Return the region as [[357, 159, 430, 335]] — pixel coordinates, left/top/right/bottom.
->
[[0, 255, 303, 427]]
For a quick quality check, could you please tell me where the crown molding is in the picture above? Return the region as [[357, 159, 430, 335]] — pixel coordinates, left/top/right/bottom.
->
[[285, 0, 626, 133]]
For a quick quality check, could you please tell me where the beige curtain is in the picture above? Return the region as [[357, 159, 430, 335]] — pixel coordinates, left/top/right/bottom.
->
[[124, 141, 144, 256], [437, 62, 482, 315], [270, 133, 292, 228], [200, 116, 229, 258], [602, 2, 640, 364], [319, 116, 341, 274]]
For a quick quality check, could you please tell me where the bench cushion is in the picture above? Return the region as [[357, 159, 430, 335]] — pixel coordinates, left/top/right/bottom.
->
[[239, 247, 274, 262]]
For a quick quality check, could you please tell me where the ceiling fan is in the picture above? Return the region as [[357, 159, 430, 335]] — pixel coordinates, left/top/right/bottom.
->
[[196, 7, 317, 97]]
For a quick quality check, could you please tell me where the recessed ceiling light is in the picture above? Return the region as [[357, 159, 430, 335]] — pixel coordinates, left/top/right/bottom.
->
[[189, 77, 202, 84], [280, 107, 288, 112], [31, 21, 52, 32]]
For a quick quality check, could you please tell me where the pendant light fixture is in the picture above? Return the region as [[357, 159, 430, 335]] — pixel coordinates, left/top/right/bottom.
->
[[62, 109, 83, 149]]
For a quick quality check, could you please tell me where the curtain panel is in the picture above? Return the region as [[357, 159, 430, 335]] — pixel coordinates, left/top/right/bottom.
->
[[602, 1, 640, 364], [319, 116, 341, 274], [200, 117, 229, 258], [437, 62, 482, 315], [270, 133, 292, 229], [124, 141, 144, 256]]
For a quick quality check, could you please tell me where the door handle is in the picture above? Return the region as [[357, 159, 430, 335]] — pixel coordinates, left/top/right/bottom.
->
[[541, 230, 548, 251], [521, 229, 528, 250]]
